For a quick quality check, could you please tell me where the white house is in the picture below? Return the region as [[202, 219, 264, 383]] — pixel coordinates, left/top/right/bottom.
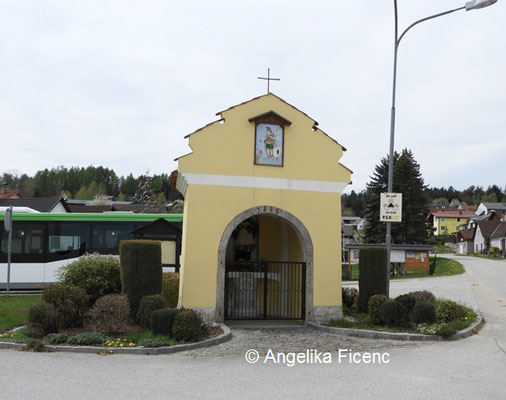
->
[[475, 202, 506, 216], [490, 222, 506, 255], [474, 220, 502, 253]]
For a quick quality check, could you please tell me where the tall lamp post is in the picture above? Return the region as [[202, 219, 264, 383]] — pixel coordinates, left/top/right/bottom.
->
[[385, 0, 497, 297]]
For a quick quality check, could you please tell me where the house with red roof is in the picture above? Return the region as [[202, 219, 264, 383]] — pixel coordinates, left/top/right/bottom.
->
[[427, 209, 476, 235]]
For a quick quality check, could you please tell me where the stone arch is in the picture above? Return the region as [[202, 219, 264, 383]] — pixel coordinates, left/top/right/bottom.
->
[[215, 205, 314, 322]]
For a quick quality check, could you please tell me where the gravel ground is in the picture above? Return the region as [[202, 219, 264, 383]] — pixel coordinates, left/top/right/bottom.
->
[[175, 327, 419, 358]]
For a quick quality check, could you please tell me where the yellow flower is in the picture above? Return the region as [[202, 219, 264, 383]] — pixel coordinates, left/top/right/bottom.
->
[[119, 343, 123, 347], [129, 343, 135, 347], [109, 350, 113, 354], [123, 339, 127, 342]]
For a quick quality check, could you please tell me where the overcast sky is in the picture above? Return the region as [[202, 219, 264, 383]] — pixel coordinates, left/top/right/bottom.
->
[[1, 0, 504, 193]]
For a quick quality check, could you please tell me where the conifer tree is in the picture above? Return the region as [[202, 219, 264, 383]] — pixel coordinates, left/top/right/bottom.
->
[[363, 149, 429, 244]]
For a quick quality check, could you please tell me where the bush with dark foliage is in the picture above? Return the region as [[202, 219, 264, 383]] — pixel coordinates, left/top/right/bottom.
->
[[411, 302, 436, 324], [358, 247, 387, 312], [42, 283, 89, 328], [436, 299, 466, 323], [28, 303, 60, 337], [85, 294, 131, 335], [407, 290, 436, 306], [368, 294, 387, 324], [171, 308, 204, 342], [378, 300, 408, 327], [120, 240, 162, 313], [150, 308, 179, 336], [137, 294, 168, 328], [395, 294, 416, 313]]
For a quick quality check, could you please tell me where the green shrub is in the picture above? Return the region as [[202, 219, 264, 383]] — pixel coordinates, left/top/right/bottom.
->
[[436, 299, 466, 323], [171, 308, 204, 342], [120, 240, 162, 313], [67, 332, 109, 346], [85, 294, 131, 335], [137, 295, 169, 328], [59, 253, 121, 301], [439, 319, 469, 337], [358, 248, 387, 312], [27, 303, 60, 337], [44, 333, 68, 344], [42, 283, 89, 328], [378, 300, 408, 327], [489, 247, 500, 255], [407, 290, 436, 306], [368, 294, 387, 324], [22, 339, 50, 352], [411, 302, 436, 324], [162, 272, 180, 308], [395, 294, 416, 313], [150, 308, 179, 336], [342, 287, 358, 308]]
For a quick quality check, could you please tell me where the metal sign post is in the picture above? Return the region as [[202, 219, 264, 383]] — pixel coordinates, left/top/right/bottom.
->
[[4, 206, 13, 296]]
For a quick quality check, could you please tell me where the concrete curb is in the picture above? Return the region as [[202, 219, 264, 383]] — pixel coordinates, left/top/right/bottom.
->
[[0, 324, 231, 355], [307, 314, 484, 341]]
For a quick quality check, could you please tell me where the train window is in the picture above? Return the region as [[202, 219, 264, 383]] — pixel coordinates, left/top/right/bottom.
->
[[0, 223, 44, 255], [47, 222, 90, 254]]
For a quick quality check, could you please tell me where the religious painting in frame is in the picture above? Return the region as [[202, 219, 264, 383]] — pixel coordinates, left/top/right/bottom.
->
[[254, 123, 284, 166]]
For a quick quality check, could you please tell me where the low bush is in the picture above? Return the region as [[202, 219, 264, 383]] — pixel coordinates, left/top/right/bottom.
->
[[150, 308, 179, 336], [342, 287, 359, 308], [22, 339, 50, 352], [378, 300, 408, 327], [395, 294, 416, 313], [67, 332, 109, 346], [27, 303, 60, 337], [489, 247, 500, 255], [436, 299, 466, 323], [44, 333, 68, 344], [171, 308, 204, 342], [137, 295, 168, 328], [438, 320, 469, 337], [162, 272, 180, 308], [85, 294, 131, 335], [59, 253, 121, 301], [368, 294, 387, 324], [411, 302, 436, 324], [42, 283, 89, 328], [407, 290, 436, 306]]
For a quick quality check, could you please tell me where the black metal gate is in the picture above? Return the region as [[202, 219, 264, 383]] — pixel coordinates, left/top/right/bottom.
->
[[225, 261, 306, 320]]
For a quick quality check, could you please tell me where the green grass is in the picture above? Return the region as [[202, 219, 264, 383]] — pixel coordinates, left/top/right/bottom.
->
[[345, 256, 464, 281], [327, 313, 404, 333], [465, 253, 504, 261], [0, 295, 41, 333]]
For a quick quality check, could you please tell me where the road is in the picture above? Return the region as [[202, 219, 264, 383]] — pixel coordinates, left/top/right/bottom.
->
[[1, 255, 505, 400]]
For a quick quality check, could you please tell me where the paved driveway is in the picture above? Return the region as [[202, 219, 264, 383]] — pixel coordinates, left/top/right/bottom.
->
[[1, 255, 505, 400]]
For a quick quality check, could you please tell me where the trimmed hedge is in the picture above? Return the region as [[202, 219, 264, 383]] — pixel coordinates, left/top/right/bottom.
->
[[28, 303, 60, 337], [137, 295, 168, 328], [395, 294, 416, 313], [368, 294, 387, 324], [411, 302, 436, 324], [85, 294, 131, 335], [378, 300, 408, 327], [150, 308, 179, 336], [171, 308, 204, 342], [161, 272, 180, 308], [120, 240, 163, 312], [358, 247, 387, 312]]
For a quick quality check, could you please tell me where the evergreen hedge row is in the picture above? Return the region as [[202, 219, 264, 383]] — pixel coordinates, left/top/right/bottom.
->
[[358, 247, 387, 312], [120, 240, 162, 312]]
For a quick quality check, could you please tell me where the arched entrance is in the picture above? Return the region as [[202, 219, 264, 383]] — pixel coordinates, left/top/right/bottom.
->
[[216, 206, 313, 322]]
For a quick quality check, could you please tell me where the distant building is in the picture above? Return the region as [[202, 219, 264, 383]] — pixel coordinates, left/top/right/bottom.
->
[[456, 229, 475, 254], [0, 197, 70, 213], [475, 202, 506, 216], [428, 209, 476, 235], [0, 186, 25, 199], [474, 220, 502, 253]]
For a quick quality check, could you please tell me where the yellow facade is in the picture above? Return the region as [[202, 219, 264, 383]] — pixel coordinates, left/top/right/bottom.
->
[[434, 216, 470, 235], [176, 93, 351, 322]]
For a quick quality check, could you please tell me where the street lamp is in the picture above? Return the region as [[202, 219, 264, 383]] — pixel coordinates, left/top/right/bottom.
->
[[385, 0, 497, 297]]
